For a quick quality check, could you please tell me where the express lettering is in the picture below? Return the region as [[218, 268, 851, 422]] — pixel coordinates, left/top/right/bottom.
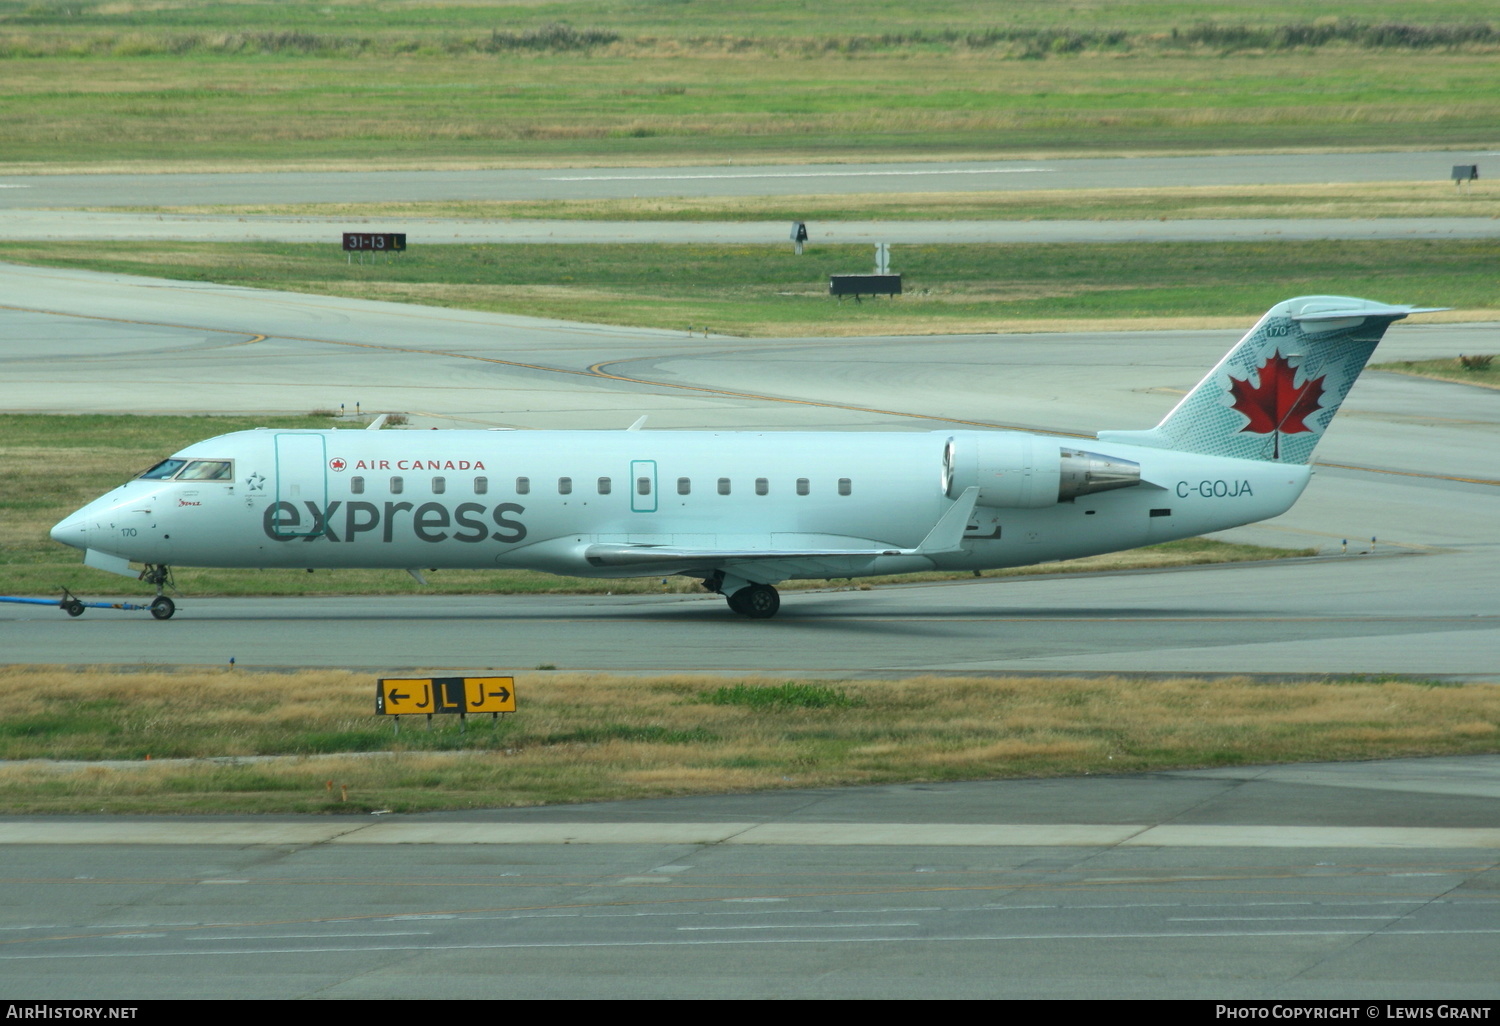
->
[[1176, 480, 1254, 499], [264, 500, 526, 543]]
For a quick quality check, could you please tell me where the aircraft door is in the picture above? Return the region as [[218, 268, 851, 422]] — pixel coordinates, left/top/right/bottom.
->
[[273, 433, 328, 538], [630, 459, 658, 513]]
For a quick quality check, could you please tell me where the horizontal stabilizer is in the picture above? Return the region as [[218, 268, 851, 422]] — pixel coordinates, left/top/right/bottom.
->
[[1292, 303, 1448, 322]]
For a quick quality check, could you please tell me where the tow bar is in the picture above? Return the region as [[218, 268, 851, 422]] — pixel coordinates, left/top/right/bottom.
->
[[0, 587, 175, 620]]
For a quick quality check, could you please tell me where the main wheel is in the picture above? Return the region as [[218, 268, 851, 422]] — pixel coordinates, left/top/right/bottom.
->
[[63, 600, 85, 617], [149, 596, 176, 620], [730, 584, 780, 619]]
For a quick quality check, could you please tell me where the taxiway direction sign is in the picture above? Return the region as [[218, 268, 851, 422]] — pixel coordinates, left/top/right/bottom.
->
[[377, 676, 516, 716]]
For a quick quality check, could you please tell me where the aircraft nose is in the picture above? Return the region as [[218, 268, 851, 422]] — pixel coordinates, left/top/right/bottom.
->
[[50, 516, 89, 551]]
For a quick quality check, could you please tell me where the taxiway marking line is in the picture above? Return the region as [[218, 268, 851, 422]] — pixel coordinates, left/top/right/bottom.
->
[[1319, 462, 1500, 487]]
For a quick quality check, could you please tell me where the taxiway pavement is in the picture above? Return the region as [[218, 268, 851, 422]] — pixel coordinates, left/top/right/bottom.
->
[[2, 755, 1497, 998]]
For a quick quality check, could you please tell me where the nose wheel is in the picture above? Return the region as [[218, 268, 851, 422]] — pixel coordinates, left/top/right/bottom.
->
[[727, 583, 780, 619], [141, 564, 178, 620]]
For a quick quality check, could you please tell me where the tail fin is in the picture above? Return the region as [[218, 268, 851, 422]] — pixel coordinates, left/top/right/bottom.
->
[[1098, 296, 1442, 464]]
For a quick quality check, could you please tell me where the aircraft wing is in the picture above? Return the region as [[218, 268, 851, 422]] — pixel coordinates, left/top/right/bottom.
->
[[583, 544, 903, 569], [581, 488, 980, 574]]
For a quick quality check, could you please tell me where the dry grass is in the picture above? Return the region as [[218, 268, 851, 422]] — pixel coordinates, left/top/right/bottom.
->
[[1, 666, 1495, 813]]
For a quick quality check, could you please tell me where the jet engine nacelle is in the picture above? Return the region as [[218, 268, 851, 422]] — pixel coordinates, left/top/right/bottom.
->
[[943, 434, 1140, 509]]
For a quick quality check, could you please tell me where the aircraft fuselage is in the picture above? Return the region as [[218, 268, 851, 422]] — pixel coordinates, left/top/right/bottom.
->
[[54, 427, 1308, 581]]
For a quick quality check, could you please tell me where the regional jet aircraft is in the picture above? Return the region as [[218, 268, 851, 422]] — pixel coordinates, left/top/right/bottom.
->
[[51, 296, 1435, 619]]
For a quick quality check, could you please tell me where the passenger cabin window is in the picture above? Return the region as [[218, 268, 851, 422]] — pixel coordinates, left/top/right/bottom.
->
[[178, 460, 233, 481], [515, 477, 530, 495], [838, 478, 852, 496], [139, 459, 186, 480], [796, 478, 810, 496], [717, 478, 731, 495], [391, 476, 404, 494], [598, 477, 611, 495], [755, 478, 769, 496], [558, 477, 572, 495], [432, 476, 446, 494], [474, 476, 488, 495], [677, 477, 691, 495], [637, 477, 651, 496], [351, 476, 365, 495]]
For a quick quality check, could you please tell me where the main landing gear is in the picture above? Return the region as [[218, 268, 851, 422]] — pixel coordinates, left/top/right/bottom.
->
[[703, 571, 782, 619], [140, 564, 177, 620], [727, 583, 780, 619]]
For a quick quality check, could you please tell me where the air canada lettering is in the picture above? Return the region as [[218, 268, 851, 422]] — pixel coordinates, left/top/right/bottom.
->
[[345, 459, 486, 471], [1177, 480, 1254, 499], [263, 500, 526, 544]]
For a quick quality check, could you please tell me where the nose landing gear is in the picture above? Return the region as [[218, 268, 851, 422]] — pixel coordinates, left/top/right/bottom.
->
[[140, 565, 177, 620]]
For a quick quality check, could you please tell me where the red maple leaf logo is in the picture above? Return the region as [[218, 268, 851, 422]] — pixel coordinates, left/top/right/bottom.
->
[[1228, 351, 1326, 436]]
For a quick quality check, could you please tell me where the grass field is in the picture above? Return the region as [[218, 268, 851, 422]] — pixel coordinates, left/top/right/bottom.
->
[[0, 413, 1306, 600], [5, 238, 1494, 337], [2, 667, 1495, 814], [1, 2, 1496, 168]]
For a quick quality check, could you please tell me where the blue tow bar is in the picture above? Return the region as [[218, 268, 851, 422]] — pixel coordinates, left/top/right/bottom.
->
[[0, 588, 172, 619]]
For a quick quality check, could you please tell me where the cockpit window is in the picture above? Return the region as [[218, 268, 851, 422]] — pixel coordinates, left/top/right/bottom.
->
[[137, 459, 233, 481], [139, 459, 187, 480], [179, 460, 234, 481]]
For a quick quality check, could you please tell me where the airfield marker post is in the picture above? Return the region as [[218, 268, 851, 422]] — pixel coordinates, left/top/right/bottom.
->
[[791, 221, 808, 255]]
